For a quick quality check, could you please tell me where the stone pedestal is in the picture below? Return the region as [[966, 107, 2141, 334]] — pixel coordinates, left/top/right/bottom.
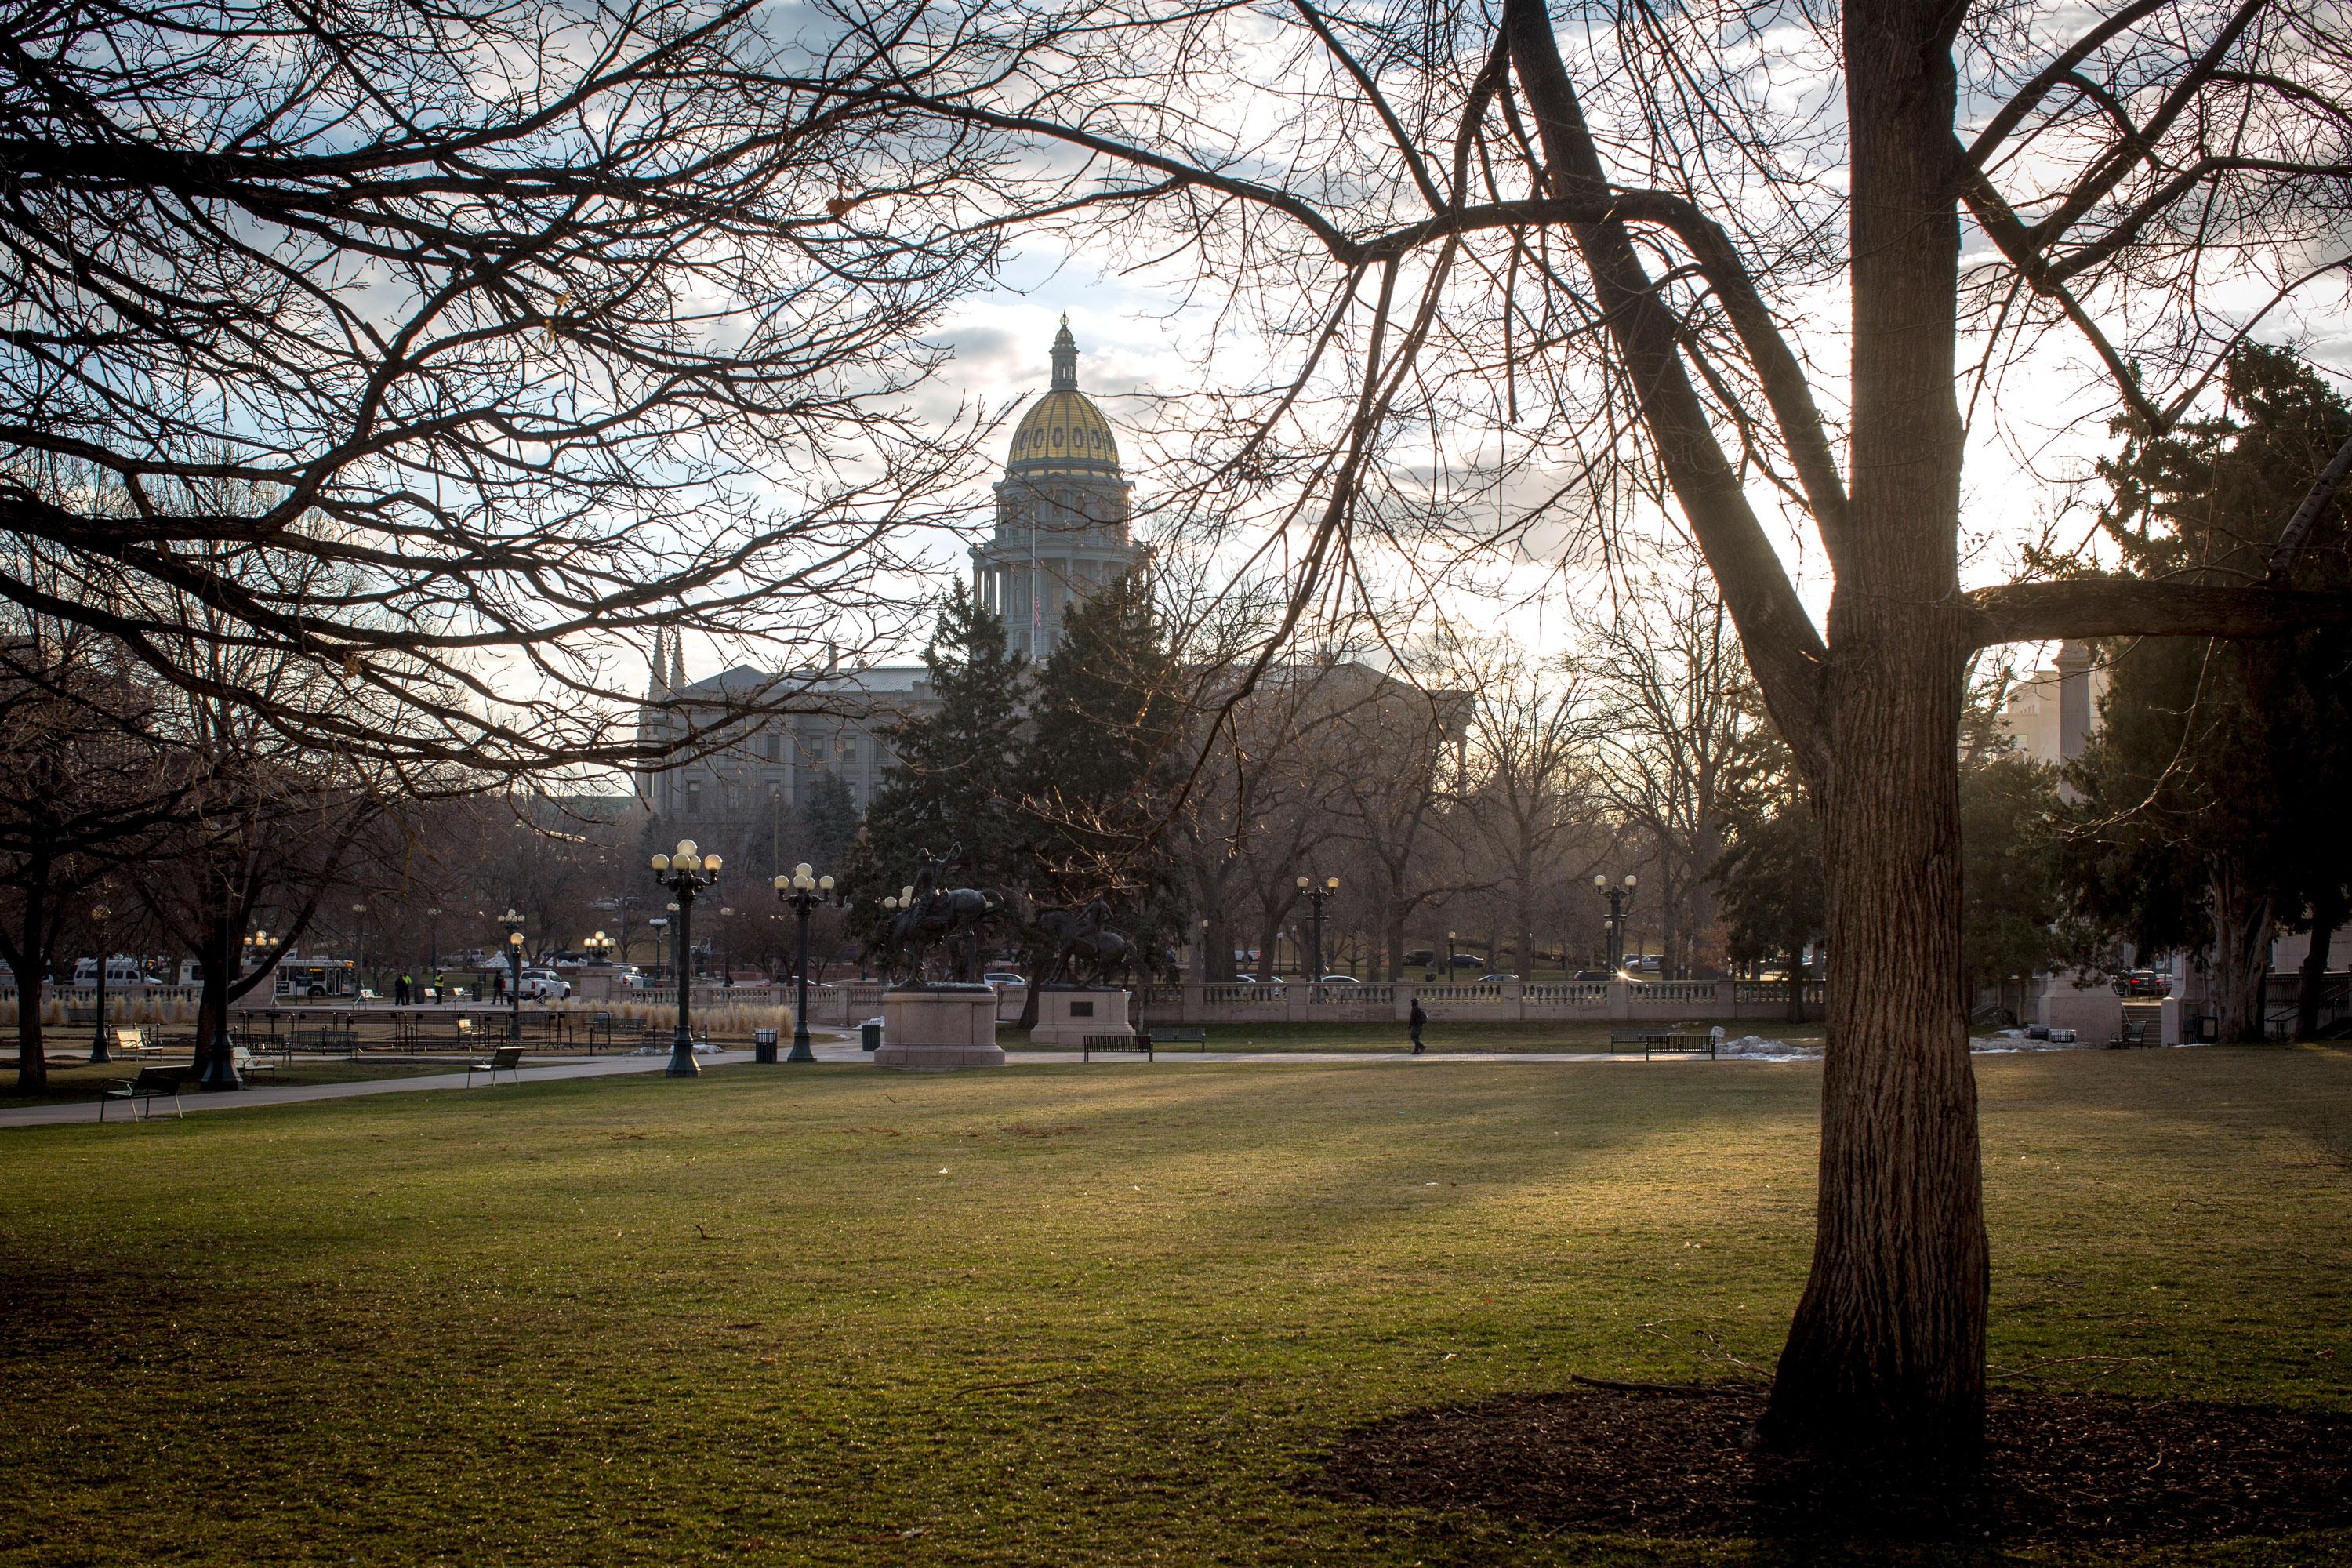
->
[[874, 986, 1004, 1069], [1028, 989, 1133, 1049]]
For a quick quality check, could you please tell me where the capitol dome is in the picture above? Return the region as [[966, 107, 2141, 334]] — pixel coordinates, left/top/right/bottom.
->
[[1004, 320, 1122, 475], [970, 318, 1143, 661]]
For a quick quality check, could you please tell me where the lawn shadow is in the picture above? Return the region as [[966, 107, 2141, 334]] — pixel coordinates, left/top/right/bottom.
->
[[1308, 1379, 2352, 1552]]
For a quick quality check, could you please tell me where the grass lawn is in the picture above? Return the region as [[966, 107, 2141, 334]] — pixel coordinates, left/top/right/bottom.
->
[[1016, 1017, 1828, 1052], [5, 1047, 2350, 1565]]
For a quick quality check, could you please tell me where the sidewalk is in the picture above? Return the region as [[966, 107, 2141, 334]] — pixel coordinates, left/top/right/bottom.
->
[[0, 1046, 789, 1129]]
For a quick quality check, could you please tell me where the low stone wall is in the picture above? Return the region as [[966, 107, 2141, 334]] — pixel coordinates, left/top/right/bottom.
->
[[1140, 978, 1823, 1025]]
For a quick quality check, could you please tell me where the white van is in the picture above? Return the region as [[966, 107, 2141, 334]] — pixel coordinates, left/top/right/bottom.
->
[[74, 956, 152, 988]]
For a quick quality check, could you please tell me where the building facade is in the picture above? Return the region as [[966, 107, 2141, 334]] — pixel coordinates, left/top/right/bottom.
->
[[2002, 641, 2107, 766]]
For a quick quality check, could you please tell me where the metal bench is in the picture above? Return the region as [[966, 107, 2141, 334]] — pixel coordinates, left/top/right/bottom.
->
[[100, 1066, 187, 1121], [229, 1045, 281, 1080], [1154, 1027, 1207, 1051], [1609, 1027, 1669, 1052], [466, 1045, 526, 1086], [1081, 1033, 1152, 1062], [109, 1025, 150, 1057], [1649, 1031, 1719, 1059]]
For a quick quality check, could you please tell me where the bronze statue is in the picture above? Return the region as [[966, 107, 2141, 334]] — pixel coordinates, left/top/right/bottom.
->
[[865, 844, 1009, 986]]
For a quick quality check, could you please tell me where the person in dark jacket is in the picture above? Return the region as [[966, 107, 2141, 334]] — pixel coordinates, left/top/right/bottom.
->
[[1409, 996, 1428, 1055]]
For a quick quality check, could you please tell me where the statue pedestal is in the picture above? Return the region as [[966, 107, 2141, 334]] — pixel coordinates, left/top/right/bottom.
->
[[874, 986, 1004, 1069], [1029, 989, 1133, 1049]]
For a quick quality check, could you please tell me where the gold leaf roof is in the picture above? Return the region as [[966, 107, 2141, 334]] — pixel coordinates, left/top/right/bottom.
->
[[1007, 388, 1122, 475]]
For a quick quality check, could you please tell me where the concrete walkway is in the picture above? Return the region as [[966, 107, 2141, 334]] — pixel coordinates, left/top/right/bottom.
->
[[3, 1038, 1748, 1131], [0, 1047, 780, 1130]]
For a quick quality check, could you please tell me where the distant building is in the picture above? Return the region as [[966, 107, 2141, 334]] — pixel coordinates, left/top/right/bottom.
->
[[635, 634, 940, 844], [971, 318, 1145, 660], [637, 322, 1145, 852], [2002, 641, 2106, 766]]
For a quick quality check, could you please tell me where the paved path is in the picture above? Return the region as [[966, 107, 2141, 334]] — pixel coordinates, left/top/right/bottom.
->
[[3, 1039, 1755, 1131]]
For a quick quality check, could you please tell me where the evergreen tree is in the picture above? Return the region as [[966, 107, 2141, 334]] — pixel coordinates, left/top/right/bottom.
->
[[2059, 346, 2352, 1041], [840, 585, 1028, 929], [797, 774, 860, 872], [1021, 570, 1189, 964]]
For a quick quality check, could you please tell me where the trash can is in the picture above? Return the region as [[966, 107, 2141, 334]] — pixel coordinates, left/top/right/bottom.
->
[[860, 1018, 883, 1053], [752, 1027, 778, 1051]]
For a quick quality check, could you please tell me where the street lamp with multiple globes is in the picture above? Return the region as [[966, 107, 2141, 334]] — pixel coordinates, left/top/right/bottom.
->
[[650, 840, 721, 1076], [497, 908, 526, 1040], [1294, 873, 1339, 981], [1592, 873, 1638, 975], [85, 902, 114, 1063], [772, 862, 837, 1064], [585, 930, 615, 965]]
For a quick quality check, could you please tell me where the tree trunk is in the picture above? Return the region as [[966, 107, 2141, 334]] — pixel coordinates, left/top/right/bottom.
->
[[1759, 0, 1985, 1463], [2296, 920, 2336, 1041], [2208, 865, 2272, 1044], [12, 877, 48, 1093], [1763, 635, 1985, 1461]]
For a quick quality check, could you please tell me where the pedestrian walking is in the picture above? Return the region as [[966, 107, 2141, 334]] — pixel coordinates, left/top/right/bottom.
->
[[1409, 996, 1427, 1055]]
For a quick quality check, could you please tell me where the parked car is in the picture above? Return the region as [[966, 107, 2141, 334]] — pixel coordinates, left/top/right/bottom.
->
[[2113, 969, 2173, 996], [520, 967, 571, 1000], [1447, 953, 1484, 969], [982, 971, 1025, 991], [1477, 973, 1519, 983], [1572, 969, 1613, 982], [1402, 949, 1436, 968], [1318, 974, 1359, 985]]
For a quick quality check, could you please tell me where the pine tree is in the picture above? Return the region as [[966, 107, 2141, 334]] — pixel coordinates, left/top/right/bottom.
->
[[1021, 570, 1189, 959], [840, 585, 1029, 922], [2060, 346, 2352, 1040]]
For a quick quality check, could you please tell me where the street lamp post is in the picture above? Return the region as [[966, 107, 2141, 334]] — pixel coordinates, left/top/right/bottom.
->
[[1592, 873, 1638, 975], [651, 840, 722, 1076], [586, 930, 614, 966], [498, 908, 525, 1041], [648, 916, 669, 979], [1294, 874, 1339, 981], [86, 902, 113, 1063], [426, 906, 441, 982], [773, 863, 837, 1063], [350, 902, 368, 999], [1446, 929, 1457, 978]]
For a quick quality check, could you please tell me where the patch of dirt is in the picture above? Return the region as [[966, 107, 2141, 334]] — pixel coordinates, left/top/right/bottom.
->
[[1308, 1380, 2352, 1545]]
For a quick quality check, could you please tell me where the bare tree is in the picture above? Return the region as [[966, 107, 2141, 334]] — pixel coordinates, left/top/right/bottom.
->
[[837, 0, 2352, 1456], [1577, 575, 1758, 978], [0, 629, 186, 1090], [0, 0, 1000, 773], [1448, 636, 1598, 976]]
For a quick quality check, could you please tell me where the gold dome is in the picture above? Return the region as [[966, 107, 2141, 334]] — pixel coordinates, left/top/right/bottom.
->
[[1006, 318, 1122, 475], [1007, 388, 1121, 474]]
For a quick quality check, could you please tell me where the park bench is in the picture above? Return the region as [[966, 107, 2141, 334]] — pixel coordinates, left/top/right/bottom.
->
[[292, 1018, 357, 1055], [2110, 1004, 2161, 1049], [99, 1066, 187, 1122], [1647, 1030, 1719, 1060], [228, 1045, 280, 1081], [1608, 1027, 1670, 1053], [466, 1046, 526, 1087], [1080, 1033, 1151, 1062], [1154, 1027, 1208, 1051], [108, 1025, 150, 1057]]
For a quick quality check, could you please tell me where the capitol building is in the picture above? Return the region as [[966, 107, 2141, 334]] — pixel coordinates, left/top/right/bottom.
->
[[637, 321, 1142, 848], [972, 318, 1145, 659]]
